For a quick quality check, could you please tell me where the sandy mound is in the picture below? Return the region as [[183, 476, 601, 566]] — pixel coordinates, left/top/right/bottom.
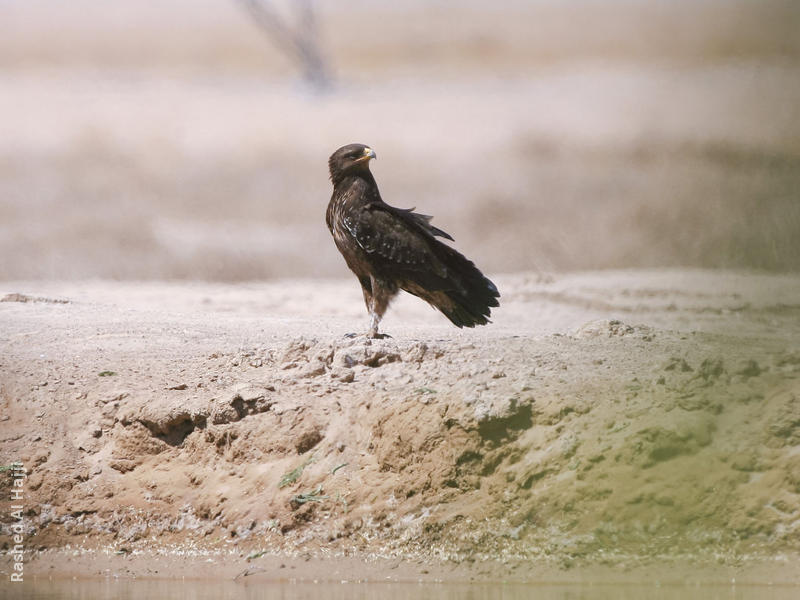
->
[[1, 271, 799, 581]]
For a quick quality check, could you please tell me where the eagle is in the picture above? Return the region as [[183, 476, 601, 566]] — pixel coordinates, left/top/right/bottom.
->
[[326, 143, 500, 338]]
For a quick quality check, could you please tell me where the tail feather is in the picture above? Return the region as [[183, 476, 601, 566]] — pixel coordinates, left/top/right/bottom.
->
[[403, 242, 500, 328]]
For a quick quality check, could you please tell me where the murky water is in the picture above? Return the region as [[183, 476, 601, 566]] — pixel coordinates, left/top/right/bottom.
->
[[3, 580, 798, 600]]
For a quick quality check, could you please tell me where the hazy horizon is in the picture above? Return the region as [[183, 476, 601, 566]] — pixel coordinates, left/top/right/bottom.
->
[[1, 0, 798, 280]]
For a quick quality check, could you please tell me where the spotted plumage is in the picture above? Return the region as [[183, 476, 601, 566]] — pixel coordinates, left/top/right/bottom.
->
[[326, 143, 500, 338]]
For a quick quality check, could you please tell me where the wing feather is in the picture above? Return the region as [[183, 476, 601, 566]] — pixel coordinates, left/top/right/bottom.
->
[[344, 204, 448, 276], [395, 207, 454, 241]]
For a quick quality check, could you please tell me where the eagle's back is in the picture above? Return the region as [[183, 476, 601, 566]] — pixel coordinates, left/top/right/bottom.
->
[[327, 172, 499, 328]]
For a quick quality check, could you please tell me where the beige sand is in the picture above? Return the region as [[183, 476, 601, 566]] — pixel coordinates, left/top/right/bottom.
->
[[1, 270, 799, 583]]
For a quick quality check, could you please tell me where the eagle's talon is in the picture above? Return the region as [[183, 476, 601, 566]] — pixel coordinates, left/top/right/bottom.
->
[[366, 332, 392, 340]]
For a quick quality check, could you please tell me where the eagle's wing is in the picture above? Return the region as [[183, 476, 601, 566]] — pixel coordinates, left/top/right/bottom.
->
[[343, 203, 450, 276], [395, 207, 454, 241], [343, 201, 499, 328]]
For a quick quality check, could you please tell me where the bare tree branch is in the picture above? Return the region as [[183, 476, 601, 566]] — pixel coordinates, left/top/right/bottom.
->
[[237, 0, 332, 90]]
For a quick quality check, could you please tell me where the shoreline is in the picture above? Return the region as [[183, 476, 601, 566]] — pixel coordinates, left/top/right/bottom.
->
[[11, 549, 800, 586]]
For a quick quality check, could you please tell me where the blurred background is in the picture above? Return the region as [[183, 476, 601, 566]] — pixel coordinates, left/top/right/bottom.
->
[[0, 0, 798, 281]]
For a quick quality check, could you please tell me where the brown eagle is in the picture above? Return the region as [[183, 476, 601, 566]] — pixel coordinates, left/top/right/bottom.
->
[[326, 143, 499, 338]]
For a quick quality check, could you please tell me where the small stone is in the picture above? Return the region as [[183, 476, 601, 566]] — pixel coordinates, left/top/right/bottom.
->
[[298, 360, 326, 378]]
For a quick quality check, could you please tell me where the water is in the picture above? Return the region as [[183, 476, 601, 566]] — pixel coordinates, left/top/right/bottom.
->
[[3, 580, 797, 600]]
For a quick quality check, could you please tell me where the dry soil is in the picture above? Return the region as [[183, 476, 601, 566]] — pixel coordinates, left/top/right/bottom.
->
[[1, 270, 799, 583]]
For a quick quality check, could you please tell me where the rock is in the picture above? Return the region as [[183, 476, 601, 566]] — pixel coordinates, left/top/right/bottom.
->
[[120, 395, 210, 446], [109, 459, 137, 473], [280, 338, 317, 366], [1, 293, 69, 304], [211, 385, 275, 425], [298, 360, 326, 378], [211, 405, 240, 426], [330, 368, 355, 383], [574, 319, 652, 339]]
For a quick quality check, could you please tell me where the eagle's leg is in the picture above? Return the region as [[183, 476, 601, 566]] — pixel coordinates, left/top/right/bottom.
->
[[359, 276, 373, 313], [366, 276, 396, 339], [368, 312, 381, 338], [342, 277, 375, 338]]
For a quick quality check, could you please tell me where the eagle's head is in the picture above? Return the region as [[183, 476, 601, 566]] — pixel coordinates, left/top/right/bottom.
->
[[328, 143, 377, 184]]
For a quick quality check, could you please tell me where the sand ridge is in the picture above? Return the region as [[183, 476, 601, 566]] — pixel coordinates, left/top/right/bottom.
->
[[1, 271, 799, 582]]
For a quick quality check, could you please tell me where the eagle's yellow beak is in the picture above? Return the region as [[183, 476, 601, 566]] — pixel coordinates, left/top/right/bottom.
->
[[355, 147, 376, 162]]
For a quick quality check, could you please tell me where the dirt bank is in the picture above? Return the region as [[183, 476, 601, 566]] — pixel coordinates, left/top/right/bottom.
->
[[1, 270, 799, 582]]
